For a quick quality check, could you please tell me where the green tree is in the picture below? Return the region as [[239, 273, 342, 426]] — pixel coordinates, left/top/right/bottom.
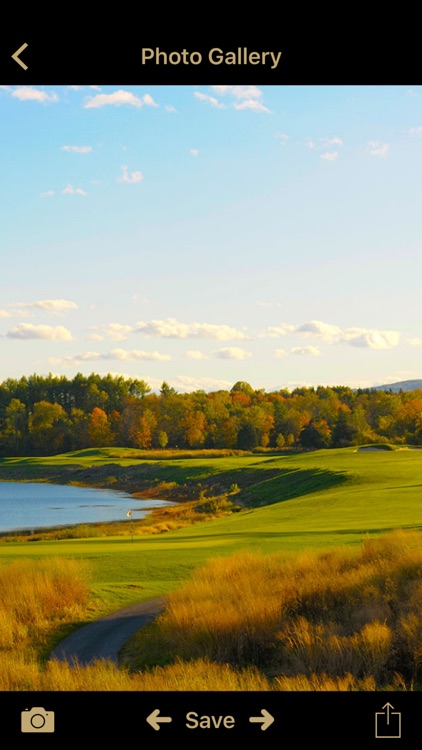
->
[[299, 418, 332, 449], [231, 381, 254, 396], [237, 423, 259, 450], [2, 398, 27, 453], [28, 401, 69, 454], [160, 381, 177, 396], [157, 430, 169, 449]]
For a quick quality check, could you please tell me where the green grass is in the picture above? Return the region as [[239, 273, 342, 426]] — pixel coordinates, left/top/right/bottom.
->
[[0, 446, 422, 609]]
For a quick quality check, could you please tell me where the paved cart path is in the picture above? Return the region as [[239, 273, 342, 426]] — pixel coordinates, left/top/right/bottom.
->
[[50, 597, 166, 666]]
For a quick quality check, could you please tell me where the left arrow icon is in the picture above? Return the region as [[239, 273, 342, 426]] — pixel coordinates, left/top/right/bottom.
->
[[12, 43, 28, 70], [146, 709, 173, 731]]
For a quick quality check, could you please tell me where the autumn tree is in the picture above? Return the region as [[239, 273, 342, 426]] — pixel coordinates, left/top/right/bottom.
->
[[88, 407, 114, 447], [181, 409, 207, 448]]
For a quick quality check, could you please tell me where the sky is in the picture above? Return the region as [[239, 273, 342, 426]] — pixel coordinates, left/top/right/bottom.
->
[[0, 83, 421, 393]]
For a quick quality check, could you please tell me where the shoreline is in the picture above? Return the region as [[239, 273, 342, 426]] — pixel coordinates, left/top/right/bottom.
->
[[0, 476, 178, 540]]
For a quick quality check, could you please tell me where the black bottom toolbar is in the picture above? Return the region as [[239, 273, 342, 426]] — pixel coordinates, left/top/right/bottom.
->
[[4, 691, 420, 745]]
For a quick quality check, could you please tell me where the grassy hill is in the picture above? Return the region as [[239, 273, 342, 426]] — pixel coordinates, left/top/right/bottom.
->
[[1, 446, 422, 690], [0, 446, 421, 591]]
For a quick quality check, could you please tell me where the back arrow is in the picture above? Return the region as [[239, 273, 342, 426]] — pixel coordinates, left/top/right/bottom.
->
[[147, 709, 172, 731], [12, 43, 28, 70], [249, 709, 274, 731]]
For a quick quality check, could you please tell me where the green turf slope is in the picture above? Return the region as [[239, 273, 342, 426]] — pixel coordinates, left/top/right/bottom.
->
[[0, 447, 421, 608]]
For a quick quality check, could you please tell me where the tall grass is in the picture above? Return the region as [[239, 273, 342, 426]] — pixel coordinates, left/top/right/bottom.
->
[[0, 558, 90, 653], [0, 652, 381, 691], [122, 530, 422, 689], [0, 531, 421, 690]]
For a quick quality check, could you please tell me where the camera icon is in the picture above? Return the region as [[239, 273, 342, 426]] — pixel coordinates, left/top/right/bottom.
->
[[21, 707, 55, 733]]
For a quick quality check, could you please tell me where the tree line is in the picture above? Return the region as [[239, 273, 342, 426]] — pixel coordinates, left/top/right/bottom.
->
[[1, 373, 422, 456]]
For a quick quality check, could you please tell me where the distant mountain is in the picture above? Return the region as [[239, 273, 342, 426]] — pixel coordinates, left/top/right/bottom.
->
[[371, 380, 422, 392]]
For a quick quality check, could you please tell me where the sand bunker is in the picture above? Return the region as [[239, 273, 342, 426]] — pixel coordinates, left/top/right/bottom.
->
[[357, 446, 392, 452]]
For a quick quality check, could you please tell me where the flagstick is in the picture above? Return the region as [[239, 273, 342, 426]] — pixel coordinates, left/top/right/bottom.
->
[[127, 510, 134, 543]]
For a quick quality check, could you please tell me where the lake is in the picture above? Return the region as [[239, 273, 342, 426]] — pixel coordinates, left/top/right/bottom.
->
[[0, 482, 171, 533]]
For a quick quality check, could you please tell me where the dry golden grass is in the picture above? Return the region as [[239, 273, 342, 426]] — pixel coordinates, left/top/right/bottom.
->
[[0, 557, 90, 654], [0, 653, 270, 691], [122, 530, 422, 689], [0, 531, 420, 691]]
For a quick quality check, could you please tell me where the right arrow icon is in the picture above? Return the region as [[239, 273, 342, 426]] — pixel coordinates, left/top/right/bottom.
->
[[249, 708, 274, 731]]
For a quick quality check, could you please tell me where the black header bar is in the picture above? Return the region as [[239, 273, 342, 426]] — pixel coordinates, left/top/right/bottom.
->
[[0, 27, 419, 84]]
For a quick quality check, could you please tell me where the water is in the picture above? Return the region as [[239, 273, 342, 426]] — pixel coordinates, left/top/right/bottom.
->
[[0, 482, 171, 533]]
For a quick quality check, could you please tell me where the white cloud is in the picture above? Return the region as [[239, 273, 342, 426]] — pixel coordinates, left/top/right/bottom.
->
[[58, 349, 171, 364], [270, 319, 400, 350], [291, 346, 322, 356], [0, 306, 29, 319], [409, 126, 422, 136], [212, 85, 262, 100], [67, 85, 101, 92], [136, 318, 249, 340], [88, 323, 133, 341], [63, 184, 87, 196], [342, 328, 399, 349], [12, 87, 58, 103], [4, 299, 76, 316], [143, 93, 158, 107], [277, 133, 289, 145], [61, 145, 92, 153], [184, 350, 208, 360], [41, 190, 55, 198], [105, 349, 170, 361], [295, 321, 399, 349], [118, 165, 143, 184], [367, 141, 390, 157], [259, 324, 295, 338], [233, 99, 270, 113], [171, 375, 232, 392], [33, 299, 77, 312], [208, 85, 270, 112], [408, 337, 422, 348], [194, 91, 225, 108], [308, 137, 343, 154], [296, 320, 342, 341], [275, 349, 288, 358], [323, 136, 343, 146], [321, 151, 339, 161], [7, 324, 73, 341], [84, 90, 143, 109], [165, 104, 177, 113], [190, 148, 199, 156], [213, 347, 252, 360]]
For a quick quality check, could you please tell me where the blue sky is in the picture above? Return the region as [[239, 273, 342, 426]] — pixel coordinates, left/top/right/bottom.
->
[[1, 84, 421, 392]]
